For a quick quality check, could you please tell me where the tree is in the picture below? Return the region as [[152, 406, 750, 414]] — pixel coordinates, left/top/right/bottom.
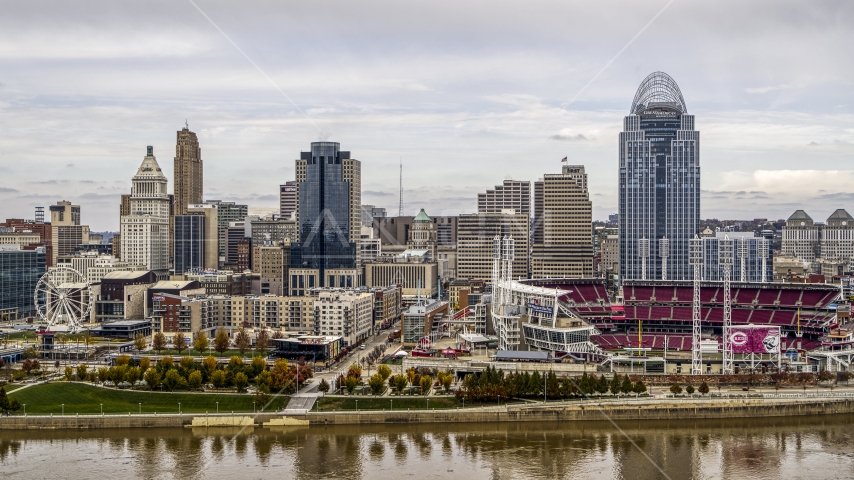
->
[[377, 364, 392, 381], [257, 370, 272, 389], [125, 367, 141, 386], [621, 375, 634, 395], [214, 327, 230, 354], [152, 332, 167, 353], [134, 333, 147, 352], [97, 367, 109, 383], [318, 378, 330, 393], [686, 385, 695, 395], [139, 357, 151, 372], [344, 376, 360, 394], [163, 369, 187, 391], [211, 370, 227, 389], [441, 372, 453, 393], [76, 364, 88, 381], [817, 370, 835, 385], [143, 369, 161, 390], [62, 365, 73, 381], [161, 356, 174, 369], [194, 332, 209, 355], [255, 329, 269, 355], [233, 372, 249, 393], [235, 328, 251, 355], [369, 374, 385, 395], [698, 381, 710, 396], [22, 347, 38, 359], [610, 374, 622, 396], [394, 374, 408, 395], [670, 383, 683, 395], [254, 385, 272, 410], [174, 333, 188, 355], [595, 374, 609, 395], [202, 356, 217, 373], [420, 375, 432, 395], [0, 388, 21, 415], [633, 380, 647, 396], [187, 370, 202, 390]]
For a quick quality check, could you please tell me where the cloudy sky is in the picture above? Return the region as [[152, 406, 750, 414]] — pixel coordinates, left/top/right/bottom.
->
[[1, 1, 852, 231]]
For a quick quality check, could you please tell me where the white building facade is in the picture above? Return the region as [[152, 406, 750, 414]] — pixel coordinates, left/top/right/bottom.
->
[[121, 146, 171, 277]]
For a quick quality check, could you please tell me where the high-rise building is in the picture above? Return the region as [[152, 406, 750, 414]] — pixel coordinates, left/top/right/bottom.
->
[[194, 201, 248, 267], [250, 217, 298, 246], [456, 212, 529, 283], [702, 232, 772, 282], [174, 214, 206, 275], [120, 146, 170, 277], [253, 243, 288, 295], [280, 181, 297, 219], [821, 209, 854, 263], [781, 210, 819, 265], [619, 72, 699, 281], [0, 244, 46, 320], [48, 201, 90, 266], [173, 126, 203, 216], [478, 180, 530, 215], [291, 142, 361, 284], [186, 204, 219, 270], [531, 165, 593, 278]]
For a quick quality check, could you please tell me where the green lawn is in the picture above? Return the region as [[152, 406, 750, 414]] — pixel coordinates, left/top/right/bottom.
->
[[316, 396, 460, 411], [6, 382, 289, 415]]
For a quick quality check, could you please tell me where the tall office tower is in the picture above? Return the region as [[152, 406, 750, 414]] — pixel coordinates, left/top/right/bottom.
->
[[279, 181, 297, 219], [407, 209, 437, 260], [291, 142, 360, 284], [619, 72, 699, 281], [173, 214, 206, 275], [478, 180, 531, 215], [49, 201, 90, 266], [457, 212, 529, 283], [186, 203, 219, 269], [120, 146, 170, 277], [531, 165, 593, 278], [781, 210, 819, 264], [173, 126, 203, 216], [193, 201, 248, 267], [821, 209, 854, 263], [0, 245, 46, 319], [702, 232, 772, 282]]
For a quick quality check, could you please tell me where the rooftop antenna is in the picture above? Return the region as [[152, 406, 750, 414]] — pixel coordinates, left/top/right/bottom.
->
[[185, 119, 189, 129], [398, 157, 403, 217]]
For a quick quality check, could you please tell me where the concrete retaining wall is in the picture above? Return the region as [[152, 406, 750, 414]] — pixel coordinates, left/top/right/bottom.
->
[[2, 398, 853, 430]]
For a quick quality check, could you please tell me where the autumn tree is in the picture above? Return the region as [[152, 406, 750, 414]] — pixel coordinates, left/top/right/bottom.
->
[[64, 366, 73, 381], [369, 374, 385, 395], [194, 332, 209, 355], [344, 375, 360, 394], [214, 327, 230, 354], [670, 383, 683, 395], [188, 370, 203, 390], [163, 369, 187, 391], [235, 327, 251, 355], [686, 385, 695, 395], [174, 332, 188, 355], [211, 370, 227, 389], [420, 375, 432, 394], [234, 372, 249, 393], [134, 333, 147, 352], [143, 369, 161, 390], [318, 378, 330, 393], [255, 329, 269, 355], [698, 381, 710, 396], [152, 332, 167, 353], [377, 364, 392, 381], [76, 364, 88, 381], [394, 374, 408, 395]]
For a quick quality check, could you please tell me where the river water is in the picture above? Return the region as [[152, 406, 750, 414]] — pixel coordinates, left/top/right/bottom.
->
[[2, 414, 854, 479]]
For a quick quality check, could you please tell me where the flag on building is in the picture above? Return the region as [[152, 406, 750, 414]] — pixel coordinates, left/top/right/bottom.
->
[[560, 157, 567, 162]]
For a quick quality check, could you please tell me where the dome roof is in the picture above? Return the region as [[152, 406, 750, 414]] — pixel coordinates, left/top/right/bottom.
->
[[630, 72, 687, 115], [786, 210, 813, 225], [413, 208, 431, 222]]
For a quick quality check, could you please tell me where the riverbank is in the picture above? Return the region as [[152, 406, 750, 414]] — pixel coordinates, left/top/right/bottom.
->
[[3, 395, 854, 430]]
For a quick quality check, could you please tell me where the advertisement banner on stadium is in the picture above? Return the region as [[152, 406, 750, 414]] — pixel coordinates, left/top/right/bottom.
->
[[527, 302, 555, 316], [728, 325, 781, 354]]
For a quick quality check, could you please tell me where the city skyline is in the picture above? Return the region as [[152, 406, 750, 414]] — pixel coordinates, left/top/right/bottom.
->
[[1, 2, 853, 230]]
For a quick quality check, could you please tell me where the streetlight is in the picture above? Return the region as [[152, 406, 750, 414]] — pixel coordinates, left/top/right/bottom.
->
[[23, 404, 26, 415], [216, 402, 219, 414], [355, 399, 358, 411], [178, 402, 181, 414], [390, 399, 392, 411], [62, 404, 64, 415], [138, 403, 141, 414], [100, 404, 103, 415]]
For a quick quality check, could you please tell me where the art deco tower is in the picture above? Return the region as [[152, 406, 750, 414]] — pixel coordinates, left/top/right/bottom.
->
[[173, 126, 203, 216], [619, 72, 699, 281], [121, 146, 170, 277]]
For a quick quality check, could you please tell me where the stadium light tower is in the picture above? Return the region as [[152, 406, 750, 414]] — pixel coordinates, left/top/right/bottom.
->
[[492, 236, 502, 305], [639, 238, 650, 281], [689, 236, 703, 375], [719, 235, 735, 374], [659, 237, 670, 281]]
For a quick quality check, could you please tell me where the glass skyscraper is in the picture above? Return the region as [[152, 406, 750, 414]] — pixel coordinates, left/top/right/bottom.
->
[[0, 245, 46, 318], [619, 72, 699, 281], [292, 142, 359, 282]]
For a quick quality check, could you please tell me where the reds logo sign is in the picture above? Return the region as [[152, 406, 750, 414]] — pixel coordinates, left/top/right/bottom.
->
[[729, 331, 748, 346]]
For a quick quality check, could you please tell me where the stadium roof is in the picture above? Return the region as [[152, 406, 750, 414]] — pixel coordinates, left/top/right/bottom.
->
[[493, 350, 549, 361]]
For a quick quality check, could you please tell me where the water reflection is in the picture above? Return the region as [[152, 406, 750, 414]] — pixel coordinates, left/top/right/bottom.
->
[[1, 415, 854, 479]]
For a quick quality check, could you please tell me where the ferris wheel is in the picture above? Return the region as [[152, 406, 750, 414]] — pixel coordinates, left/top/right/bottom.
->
[[33, 266, 91, 333]]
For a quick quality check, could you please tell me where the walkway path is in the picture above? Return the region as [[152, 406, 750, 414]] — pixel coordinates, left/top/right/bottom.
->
[[283, 379, 322, 413]]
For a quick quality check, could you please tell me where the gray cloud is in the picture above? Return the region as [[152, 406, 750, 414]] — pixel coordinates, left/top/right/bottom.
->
[[0, 187, 18, 193], [549, 134, 588, 142]]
